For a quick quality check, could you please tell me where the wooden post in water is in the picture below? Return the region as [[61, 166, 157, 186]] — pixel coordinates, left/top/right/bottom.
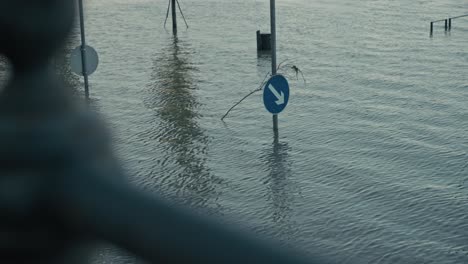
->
[[172, 0, 177, 35], [449, 18, 452, 30], [430, 22, 433, 35], [270, 0, 278, 137], [445, 19, 448, 31]]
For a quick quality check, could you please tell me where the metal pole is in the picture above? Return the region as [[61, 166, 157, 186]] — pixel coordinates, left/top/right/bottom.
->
[[78, 0, 90, 100], [270, 0, 276, 76], [273, 114, 278, 137], [172, 0, 177, 35], [270, 0, 278, 136]]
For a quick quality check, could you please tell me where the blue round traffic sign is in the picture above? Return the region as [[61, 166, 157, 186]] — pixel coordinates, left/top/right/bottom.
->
[[263, 74, 289, 114]]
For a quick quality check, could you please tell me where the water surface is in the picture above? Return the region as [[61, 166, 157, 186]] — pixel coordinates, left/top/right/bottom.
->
[[4, 0, 468, 263]]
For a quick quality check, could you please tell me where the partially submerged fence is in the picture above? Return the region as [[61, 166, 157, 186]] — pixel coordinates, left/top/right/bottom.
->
[[430, 14, 468, 35]]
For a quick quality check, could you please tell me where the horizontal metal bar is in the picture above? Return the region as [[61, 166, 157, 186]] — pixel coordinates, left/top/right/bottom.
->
[[432, 14, 468, 23], [450, 14, 468, 19], [58, 168, 327, 264]]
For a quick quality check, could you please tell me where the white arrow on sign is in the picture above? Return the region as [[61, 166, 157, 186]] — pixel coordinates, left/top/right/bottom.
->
[[268, 84, 285, 105]]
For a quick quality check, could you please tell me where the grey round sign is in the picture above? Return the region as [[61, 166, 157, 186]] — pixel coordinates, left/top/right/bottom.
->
[[70, 45, 99, 76]]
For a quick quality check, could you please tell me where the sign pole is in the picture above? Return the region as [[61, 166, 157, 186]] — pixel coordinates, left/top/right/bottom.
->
[[172, 0, 177, 35], [270, 0, 278, 136], [263, 76, 289, 140], [78, 0, 90, 101]]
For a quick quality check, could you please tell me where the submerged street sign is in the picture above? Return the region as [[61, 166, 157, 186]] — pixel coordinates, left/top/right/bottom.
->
[[70, 45, 99, 76], [263, 74, 289, 114]]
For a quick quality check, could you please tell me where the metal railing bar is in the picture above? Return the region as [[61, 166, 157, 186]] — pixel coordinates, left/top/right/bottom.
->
[[450, 14, 468, 20], [58, 167, 326, 264]]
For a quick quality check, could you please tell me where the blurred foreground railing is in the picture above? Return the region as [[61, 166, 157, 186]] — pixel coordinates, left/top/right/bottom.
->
[[0, 1, 327, 263]]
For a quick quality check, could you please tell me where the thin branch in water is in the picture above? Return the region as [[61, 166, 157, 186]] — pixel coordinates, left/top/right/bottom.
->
[[277, 59, 289, 72], [164, 0, 171, 28], [176, 0, 189, 29], [221, 73, 270, 121], [221, 89, 262, 121], [278, 63, 306, 84], [291, 65, 306, 84]]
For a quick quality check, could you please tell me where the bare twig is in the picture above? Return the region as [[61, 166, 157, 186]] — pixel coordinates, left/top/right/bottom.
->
[[277, 59, 289, 71], [292, 65, 306, 84], [277, 62, 306, 84], [221, 89, 262, 121], [164, 0, 171, 28], [221, 73, 270, 121], [176, 0, 189, 29]]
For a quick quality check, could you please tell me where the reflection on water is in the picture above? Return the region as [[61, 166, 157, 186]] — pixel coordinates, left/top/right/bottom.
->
[[142, 36, 222, 210], [260, 141, 300, 245]]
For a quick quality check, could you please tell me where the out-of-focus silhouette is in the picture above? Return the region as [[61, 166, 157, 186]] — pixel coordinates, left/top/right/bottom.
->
[[0, 1, 323, 263]]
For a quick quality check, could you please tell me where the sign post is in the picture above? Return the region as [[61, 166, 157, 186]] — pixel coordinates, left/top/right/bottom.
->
[[78, 0, 90, 100], [270, 0, 278, 136], [172, 0, 177, 35], [72, 0, 99, 102]]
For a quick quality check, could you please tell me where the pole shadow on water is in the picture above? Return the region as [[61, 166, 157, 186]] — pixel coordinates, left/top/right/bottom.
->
[[260, 140, 300, 245], [142, 36, 223, 211]]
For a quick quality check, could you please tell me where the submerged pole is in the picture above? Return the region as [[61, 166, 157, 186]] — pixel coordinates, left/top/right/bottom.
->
[[78, 0, 90, 100], [172, 0, 177, 35], [270, 0, 278, 137]]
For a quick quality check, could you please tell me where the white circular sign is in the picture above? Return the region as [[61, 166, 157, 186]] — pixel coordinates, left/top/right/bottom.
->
[[70, 45, 99, 76]]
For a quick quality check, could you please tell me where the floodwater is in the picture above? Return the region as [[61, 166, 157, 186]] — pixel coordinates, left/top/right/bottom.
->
[[3, 0, 468, 263]]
